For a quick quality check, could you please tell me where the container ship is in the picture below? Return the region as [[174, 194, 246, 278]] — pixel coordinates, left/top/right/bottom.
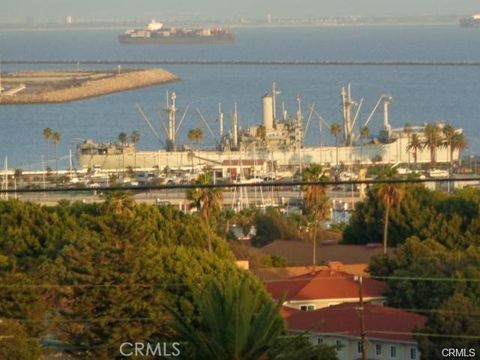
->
[[459, 14, 480, 28], [118, 20, 235, 45], [77, 84, 462, 173]]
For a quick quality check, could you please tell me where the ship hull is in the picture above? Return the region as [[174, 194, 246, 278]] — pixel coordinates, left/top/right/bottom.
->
[[118, 34, 235, 45], [460, 18, 480, 28], [77, 139, 458, 171]]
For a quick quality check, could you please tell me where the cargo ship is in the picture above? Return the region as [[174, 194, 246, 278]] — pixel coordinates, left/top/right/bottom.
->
[[118, 20, 235, 44], [459, 14, 480, 28], [76, 83, 462, 173]]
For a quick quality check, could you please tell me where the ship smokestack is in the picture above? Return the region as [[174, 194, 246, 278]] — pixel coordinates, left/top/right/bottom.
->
[[262, 95, 274, 130]]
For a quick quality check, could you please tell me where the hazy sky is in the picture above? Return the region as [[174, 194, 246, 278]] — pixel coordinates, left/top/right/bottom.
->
[[2, 0, 479, 22]]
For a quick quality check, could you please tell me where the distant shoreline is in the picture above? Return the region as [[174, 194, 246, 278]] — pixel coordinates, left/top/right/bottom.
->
[[0, 21, 461, 32]]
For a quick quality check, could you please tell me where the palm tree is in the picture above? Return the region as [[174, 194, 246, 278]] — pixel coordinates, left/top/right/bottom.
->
[[376, 169, 405, 254], [187, 128, 204, 146], [451, 132, 468, 167], [442, 124, 455, 170], [302, 163, 330, 268], [118, 132, 128, 173], [166, 276, 324, 360], [43, 128, 53, 168], [360, 126, 370, 163], [423, 123, 442, 168], [187, 128, 204, 171], [187, 173, 223, 252], [130, 131, 141, 168], [51, 132, 61, 175], [330, 122, 341, 166], [403, 123, 413, 164], [406, 133, 422, 166]]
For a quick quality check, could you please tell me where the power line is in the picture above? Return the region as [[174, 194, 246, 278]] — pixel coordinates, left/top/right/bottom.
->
[[1, 176, 480, 194]]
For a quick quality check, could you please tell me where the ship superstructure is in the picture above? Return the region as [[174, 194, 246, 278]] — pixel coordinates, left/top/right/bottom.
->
[[119, 20, 235, 45], [77, 84, 462, 173]]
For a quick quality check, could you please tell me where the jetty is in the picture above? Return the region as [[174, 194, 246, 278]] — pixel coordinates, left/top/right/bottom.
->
[[0, 68, 179, 105]]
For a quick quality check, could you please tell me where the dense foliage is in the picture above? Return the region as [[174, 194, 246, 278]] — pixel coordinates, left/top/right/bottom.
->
[[344, 186, 480, 249], [252, 207, 305, 247], [358, 187, 480, 358], [0, 197, 254, 359]]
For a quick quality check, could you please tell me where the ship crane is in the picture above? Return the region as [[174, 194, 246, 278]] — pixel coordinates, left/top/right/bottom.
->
[[360, 94, 393, 141], [341, 84, 363, 146], [196, 108, 217, 140]]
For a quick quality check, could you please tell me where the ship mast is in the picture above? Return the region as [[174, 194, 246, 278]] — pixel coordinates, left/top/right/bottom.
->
[[218, 103, 224, 138], [232, 103, 239, 149], [165, 91, 178, 151]]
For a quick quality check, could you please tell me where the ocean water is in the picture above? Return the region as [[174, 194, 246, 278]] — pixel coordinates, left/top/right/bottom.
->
[[0, 26, 480, 169]]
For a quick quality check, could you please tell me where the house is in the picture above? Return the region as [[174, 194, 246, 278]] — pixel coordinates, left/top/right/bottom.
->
[[283, 303, 427, 360], [254, 262, 369, 281], [265, 267, 386, 311]]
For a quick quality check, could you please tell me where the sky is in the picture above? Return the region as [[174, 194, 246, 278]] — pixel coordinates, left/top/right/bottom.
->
[[1, 0, 479, 23]]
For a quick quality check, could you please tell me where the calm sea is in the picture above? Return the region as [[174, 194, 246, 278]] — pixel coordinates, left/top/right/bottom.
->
[[1, 26, 480, 169]]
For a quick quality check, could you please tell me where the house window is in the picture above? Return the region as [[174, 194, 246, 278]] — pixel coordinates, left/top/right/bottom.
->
[[336, 340, 342, 351], [376, 343, 382, 355], [357, 342, 363, 354], [410, 347, 417, 359], [299, 304, 315, 311], [317, 337, 323, 345], [391, 345, 397, 358]]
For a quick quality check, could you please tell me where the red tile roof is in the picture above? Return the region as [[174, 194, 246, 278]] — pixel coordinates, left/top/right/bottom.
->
[[285, 303, 426, 342], [265, 269, 386, 301]]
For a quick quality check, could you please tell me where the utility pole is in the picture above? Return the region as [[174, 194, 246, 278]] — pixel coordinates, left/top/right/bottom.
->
[[358, 276, 367, 360]]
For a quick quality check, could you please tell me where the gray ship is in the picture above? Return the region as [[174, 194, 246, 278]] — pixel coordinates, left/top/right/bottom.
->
[[119, 20, 235, 45]]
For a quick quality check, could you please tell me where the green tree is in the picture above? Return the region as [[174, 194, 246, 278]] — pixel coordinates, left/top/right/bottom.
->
[[359, 126, 370, 163], [118, 132, 128, 173], [51, 131, 61, 175], [403, 123, 413, 164], [167, 276, 336, 360], [43, 127, 52, 168], [330, 123, 341, 166], [0, 319, 42, 360], [406, 133, 422, 165], [376, 169, 405, 254], [423, 123, 442, 168], [187, 173, 223, 252], [302, 164, 330, 267], [130, 130, 141, 168], [187, 128, 204, 146], [417, 292, 480, 359], [442, 124, 455, 169], [451, 132, 467, 166]]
